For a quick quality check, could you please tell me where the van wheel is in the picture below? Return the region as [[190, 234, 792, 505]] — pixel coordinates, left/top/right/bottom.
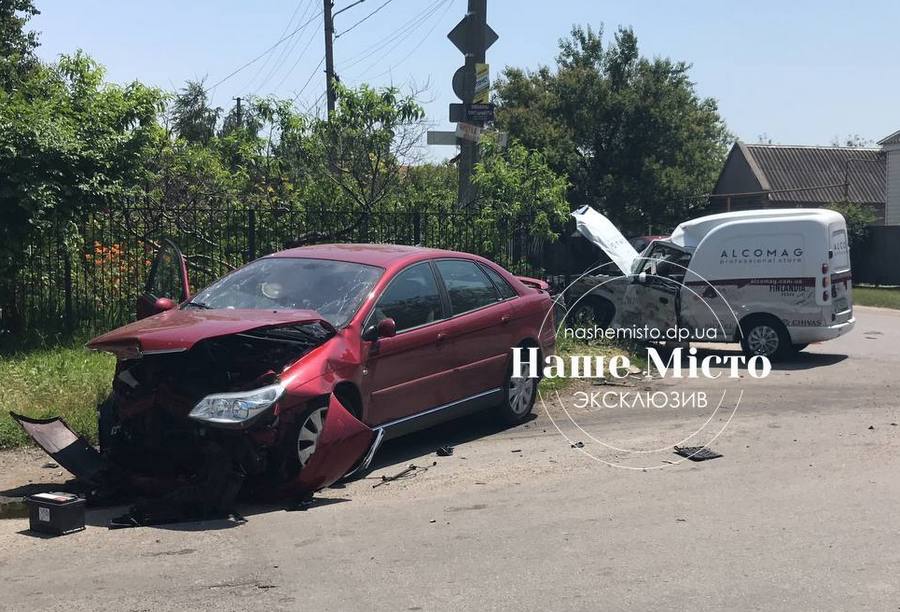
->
[[570, 297, 614, 327], [497, 346, 540, 425], [740, 316, 792, 360]]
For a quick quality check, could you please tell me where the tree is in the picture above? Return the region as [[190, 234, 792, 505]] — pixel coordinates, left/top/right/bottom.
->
[[170, 81, 221, 145], [0, 0, 39, 90], [472, 138, 570, 257], [826, 201, 877, 250], [0, 52, 165, 330], [494, 25, 730, 233]]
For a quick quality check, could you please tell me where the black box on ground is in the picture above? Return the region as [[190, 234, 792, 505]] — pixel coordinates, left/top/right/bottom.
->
[[26, 492, 86, 536]]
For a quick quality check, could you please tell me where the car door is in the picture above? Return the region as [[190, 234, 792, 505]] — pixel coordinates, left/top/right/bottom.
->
[[137, 239, 191, 320], [362, 261, 454, 425], [433, 259, 513, 403], [619, 242, 680, 334]]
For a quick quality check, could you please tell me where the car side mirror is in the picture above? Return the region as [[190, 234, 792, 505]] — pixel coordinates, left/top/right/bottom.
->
[[154, 297, 177, 314], [363, 317, 397, 341]]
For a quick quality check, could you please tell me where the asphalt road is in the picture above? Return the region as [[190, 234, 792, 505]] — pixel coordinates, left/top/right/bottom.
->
[[1, 306, 899, 611]]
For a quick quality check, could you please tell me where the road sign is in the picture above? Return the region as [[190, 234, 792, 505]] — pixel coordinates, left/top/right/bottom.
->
[[452, 66, 466, 101], [449, 103, 495, 123], [466, 103, 494, 122], [447, 15, 498, 56], [473, 63, 490, 104], [456, 122, 482, 142], [426, 130, 459, 146]]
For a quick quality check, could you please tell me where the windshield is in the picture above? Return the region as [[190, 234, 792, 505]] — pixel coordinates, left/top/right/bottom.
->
[[187, 257, 383, 327]]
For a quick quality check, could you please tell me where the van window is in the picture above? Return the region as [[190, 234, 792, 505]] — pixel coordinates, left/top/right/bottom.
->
[[831, 228, 850, 270], [636, 243, 692, 283]]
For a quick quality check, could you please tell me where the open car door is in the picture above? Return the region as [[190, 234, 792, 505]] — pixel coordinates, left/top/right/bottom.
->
[[137, 239, 191, 320]]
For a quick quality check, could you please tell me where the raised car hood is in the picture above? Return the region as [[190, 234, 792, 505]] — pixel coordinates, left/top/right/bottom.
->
[[572, 205, 640, 275], [88, 308, 335, 358]]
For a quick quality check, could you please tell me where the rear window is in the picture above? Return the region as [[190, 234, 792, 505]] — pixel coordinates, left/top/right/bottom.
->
[[480, 265, 518, 300], [435, 260, 499, 315], [831, 228, 850, 270]]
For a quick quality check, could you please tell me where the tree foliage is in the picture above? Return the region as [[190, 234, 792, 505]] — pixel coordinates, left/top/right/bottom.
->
[[0, 52, 165, 272], [473, 137, 569, 256], [826, 201, 877, 249], [0, 0, 39, 90], [494, 25, 731, 233]]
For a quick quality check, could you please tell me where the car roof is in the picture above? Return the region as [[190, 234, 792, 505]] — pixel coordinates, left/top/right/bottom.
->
[[268, 243, 479, 269]]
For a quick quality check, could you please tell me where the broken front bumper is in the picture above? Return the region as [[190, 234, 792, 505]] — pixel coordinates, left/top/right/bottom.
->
[[10, 393, 378, 508]]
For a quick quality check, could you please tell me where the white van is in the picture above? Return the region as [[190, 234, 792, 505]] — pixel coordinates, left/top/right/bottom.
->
[[567, 206, 855, 359]]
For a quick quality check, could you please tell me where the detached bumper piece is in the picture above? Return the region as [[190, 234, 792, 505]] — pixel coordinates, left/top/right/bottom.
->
[[11, 395, 377, 529], [10, 413, 110, 487]]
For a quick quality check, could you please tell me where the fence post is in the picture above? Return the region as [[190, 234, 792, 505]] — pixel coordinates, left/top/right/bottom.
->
[[64, 249, 73, 336], [413, 211, 421, 246], [247, 208, 257, 263]]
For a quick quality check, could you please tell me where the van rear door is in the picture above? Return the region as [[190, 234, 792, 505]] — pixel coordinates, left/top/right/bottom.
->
[[829, 224, 853, 322]]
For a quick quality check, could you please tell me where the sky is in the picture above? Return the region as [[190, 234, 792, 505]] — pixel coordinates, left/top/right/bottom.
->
[[30, 0, 900, 155]]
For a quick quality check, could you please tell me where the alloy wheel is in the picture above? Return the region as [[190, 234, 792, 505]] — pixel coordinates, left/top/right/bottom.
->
[[747, 324, 780, 357], [297, 406, 328, 468], [509, 374, 537, 416]]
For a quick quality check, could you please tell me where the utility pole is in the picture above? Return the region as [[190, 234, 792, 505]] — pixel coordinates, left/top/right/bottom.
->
[[447, 0, 497, 208], [233, 96, 242, 126], [323, 0, 337, 117]]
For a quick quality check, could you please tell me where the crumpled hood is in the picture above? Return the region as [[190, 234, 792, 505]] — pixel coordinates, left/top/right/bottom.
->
[[88, 308, 335, 358], [572, 205, 640, 275]]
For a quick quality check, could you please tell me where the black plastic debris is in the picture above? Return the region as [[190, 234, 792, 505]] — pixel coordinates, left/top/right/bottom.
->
[[571, 441, 584, 449], [674, 446, 722, 462], [436, 446, 454, 457]]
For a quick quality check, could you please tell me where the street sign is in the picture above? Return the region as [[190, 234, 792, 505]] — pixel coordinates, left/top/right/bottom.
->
[[452, 66, 466, 101], [449, 103, 495, 123], [456, 122, 482, 142], [427, 130, 459, 146], [466, 103, 494, 122], [473, 63, 490, 104], [447, 15, 498, 56]]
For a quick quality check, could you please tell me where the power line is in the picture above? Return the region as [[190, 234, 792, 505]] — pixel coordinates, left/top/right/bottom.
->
[[274, 20, 323, 92], [208, 8, 324, 92], [244, 0, 313, 93], [249, 0, 317, 95], [292, 56, 326, 103], [334, 0, 395, 39], [340, 0, 445, 71], [351, 0, 452, 83]]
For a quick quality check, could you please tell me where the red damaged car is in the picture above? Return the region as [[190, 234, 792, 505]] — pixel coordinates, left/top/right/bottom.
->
[[15, 242, 554, 522]]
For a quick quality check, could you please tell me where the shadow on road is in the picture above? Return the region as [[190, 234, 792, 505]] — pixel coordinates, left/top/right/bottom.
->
[[4, 410, 527, 533], [369, 410, 534, 473], [687, 346, 848, 371]]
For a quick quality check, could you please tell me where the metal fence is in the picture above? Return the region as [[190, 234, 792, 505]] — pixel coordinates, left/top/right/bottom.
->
[[4, 205, 550, 342]]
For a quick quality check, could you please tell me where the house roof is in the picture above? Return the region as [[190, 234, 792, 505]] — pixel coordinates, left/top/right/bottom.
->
[[878, 129, 900, 146], [735, 143, 885, 205]]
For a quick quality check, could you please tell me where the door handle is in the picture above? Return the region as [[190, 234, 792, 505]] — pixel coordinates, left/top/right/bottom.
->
[[500, 314, 511, 324], [436, 332, 449, 345], [659, 297, 669, 304]]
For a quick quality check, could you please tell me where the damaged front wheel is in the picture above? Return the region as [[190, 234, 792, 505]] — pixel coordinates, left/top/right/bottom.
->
[[297, 405, 328, 469]]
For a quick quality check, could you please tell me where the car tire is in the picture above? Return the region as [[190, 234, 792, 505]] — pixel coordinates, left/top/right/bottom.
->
[[279, 402, 329, 482], [497, 346, 540, 425], [740, 316, 792, 361]]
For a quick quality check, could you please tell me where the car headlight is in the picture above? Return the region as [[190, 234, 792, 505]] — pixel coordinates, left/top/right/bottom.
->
[[188, 384, 284, 426]]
